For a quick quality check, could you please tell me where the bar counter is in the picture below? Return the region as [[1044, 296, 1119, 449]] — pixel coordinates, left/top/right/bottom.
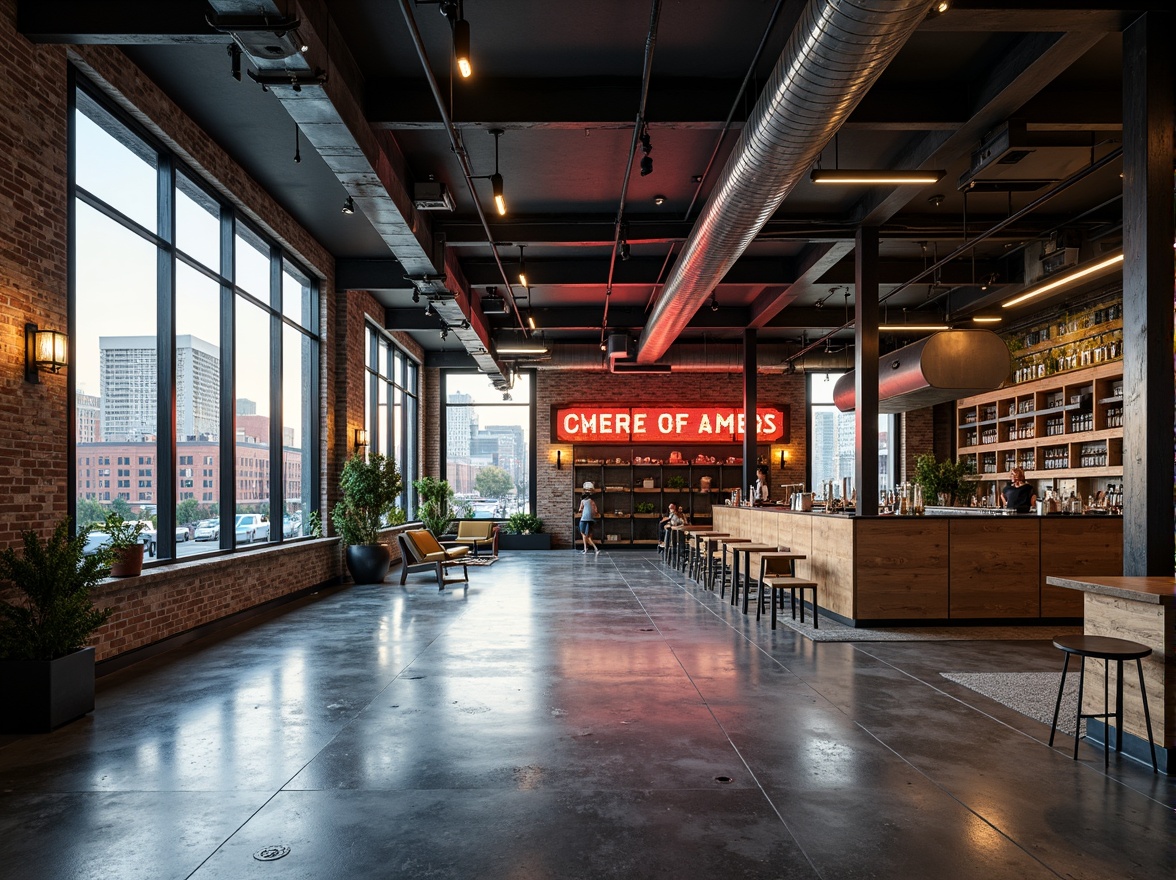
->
[[711, 506, 1122, 625]]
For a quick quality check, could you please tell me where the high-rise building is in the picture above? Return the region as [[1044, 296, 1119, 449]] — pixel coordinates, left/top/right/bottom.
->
[[76, 392, 100, 444], [446, 392, 473, 460], [101, 335, 220, 442]]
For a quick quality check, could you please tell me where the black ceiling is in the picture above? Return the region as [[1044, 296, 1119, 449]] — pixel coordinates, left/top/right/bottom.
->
[[21, 0, 1145, 364]]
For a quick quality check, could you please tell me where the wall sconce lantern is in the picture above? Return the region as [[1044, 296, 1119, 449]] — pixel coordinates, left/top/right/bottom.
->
[[556, 449, 562, 469], [779, 449, 790, 468], [25, 322, 68, 383], [354, 428, 368, 451]]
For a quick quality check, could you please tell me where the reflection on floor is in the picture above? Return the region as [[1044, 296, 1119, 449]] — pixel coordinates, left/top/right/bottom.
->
[[0, 551, 1171, 879]]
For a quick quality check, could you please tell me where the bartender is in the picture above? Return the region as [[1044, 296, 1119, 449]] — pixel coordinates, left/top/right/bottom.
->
[[753, 465, 770, 506], [1001, 467, 1037, 513]]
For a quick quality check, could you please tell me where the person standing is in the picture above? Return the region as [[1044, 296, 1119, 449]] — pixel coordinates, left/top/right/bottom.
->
[[658, 502, 686, 548], [1001, 467, 1037, 513], [753, 465, 770, 505], [578, 483, 600, 555]]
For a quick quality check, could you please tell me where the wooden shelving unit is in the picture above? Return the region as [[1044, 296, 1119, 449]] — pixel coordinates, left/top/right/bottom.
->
[[956, 361, 1123, 495], [571, 445, 766, 548]]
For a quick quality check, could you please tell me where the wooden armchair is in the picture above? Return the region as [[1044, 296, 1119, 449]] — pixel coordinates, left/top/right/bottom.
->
[[396, 529, 471, 589], [449, 520, 497, 556]]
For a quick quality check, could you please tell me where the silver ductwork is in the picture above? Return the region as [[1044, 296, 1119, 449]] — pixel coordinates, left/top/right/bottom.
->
[[636, 0, 932, 363], [832, 330, 1011, 413]]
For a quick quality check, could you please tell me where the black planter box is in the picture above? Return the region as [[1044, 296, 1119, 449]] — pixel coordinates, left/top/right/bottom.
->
[[0, 646, 96, 733], [498, 533, 551, 551]]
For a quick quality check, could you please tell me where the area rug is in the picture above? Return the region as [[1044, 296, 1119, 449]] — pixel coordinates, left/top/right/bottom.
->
[[772, 612, 1082, 644], [464, 555, 499, 567], [940, 671, 1083, 738]]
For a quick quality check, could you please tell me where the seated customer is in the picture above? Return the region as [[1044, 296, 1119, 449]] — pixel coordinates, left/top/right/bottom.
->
[[1001, 467, 1037, 513], [658, 503, 687, 548]]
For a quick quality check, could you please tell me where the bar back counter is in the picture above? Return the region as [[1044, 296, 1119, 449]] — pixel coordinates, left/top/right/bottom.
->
[[712, 506, 1122, 626]]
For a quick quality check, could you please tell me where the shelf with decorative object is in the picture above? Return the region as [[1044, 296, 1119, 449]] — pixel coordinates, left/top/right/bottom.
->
[[956, 362, 1123, 501]]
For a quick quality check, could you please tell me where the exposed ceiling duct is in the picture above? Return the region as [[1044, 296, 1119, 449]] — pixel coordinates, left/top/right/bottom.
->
[[529, 343, 847, 373], [832, 330, 1010, 414], [636, 0, 932, 364]]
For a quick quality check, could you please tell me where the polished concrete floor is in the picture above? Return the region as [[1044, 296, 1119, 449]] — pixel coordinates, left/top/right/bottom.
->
[[1, 551, 1172, 879]]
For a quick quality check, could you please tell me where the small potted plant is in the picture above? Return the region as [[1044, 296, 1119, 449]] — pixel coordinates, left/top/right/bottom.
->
[[332, 453, 404, 584], [499, 512, 550, 550], [0, 519, 115, 732], [102, 512, 147, 577]]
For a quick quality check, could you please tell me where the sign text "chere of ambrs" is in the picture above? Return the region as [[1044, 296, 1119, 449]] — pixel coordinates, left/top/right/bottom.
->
[[552, 405, 789, 444]]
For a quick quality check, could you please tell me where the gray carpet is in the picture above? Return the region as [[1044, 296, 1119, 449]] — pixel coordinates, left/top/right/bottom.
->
[[940, 671, 1084, 738]]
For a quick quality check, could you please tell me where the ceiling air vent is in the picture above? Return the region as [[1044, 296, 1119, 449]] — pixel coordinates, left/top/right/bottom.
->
[[481, 293, 510, 315], [413, 179, 455, 212]]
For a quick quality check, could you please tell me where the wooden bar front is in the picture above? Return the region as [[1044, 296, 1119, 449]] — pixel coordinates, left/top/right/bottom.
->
[[712, 507, 1122, 625]]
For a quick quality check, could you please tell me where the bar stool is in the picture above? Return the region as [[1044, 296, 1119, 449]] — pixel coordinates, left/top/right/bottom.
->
[[1048, 634, 1157, 773], [710, 537, 750, 598], [686, 531, 725, 582]]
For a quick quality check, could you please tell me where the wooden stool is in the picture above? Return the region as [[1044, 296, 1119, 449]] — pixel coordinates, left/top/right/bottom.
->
[[1048, 634, 1157, 772], [760, 576, 819, 629]]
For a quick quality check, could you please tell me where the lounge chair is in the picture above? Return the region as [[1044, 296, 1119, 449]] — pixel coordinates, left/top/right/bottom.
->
[[396, 529, 470, 589], [448, 520, 497, 556]]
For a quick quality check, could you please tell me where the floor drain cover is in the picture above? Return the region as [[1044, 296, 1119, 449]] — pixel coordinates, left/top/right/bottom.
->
[[253, 845, 291, 862], [639, 628, 655, 632], [714, 776, 733, 784]]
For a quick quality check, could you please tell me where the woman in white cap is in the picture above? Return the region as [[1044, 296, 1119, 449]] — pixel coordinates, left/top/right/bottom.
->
[[577, 482, 600, 555]]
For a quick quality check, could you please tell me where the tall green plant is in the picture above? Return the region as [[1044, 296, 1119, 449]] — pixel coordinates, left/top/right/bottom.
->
[[331, 453, 404, 545], [913, 453, 976, 506], [0, 520, 114, 661], [413, 476, 455, 535]]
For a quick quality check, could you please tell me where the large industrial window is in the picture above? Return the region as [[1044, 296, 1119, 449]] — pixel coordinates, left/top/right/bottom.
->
[[364, 323, 420, 517], [442, 371, 533, 517], [70, 76, 321, 561], [808, 372, 896, 500]]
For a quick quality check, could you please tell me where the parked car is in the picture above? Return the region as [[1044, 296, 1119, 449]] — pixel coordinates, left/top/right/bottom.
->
[[176, 526, 190, 542], [141, 525, 192, 557], [193, 519, 220, 541], [282, 513, 302, 538], [234, 514, 269, 543]]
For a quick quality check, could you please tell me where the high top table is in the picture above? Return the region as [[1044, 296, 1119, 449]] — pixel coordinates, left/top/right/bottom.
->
[[1045, 575, 1175, 775], [727, 543, 776, 609]]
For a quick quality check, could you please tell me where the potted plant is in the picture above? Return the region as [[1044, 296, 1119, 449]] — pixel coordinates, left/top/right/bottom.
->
[[102, 512, 147, 577], [499, 512, 550, 550], [413, 476, 455, 537], [0, 519, 114, 732], [913, 453, 977, 508], [332, 452, 404, 584]]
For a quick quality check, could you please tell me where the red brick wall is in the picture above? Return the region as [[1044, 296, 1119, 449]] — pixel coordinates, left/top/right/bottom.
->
[[0, 0, 71, 547], [535, 370, 807, 547], [0, 6, 361, 660]]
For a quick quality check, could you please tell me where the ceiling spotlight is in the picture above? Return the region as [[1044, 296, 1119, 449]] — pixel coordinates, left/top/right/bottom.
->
[[653, 195, 666, 206], [934, 1, 950, 13], [620, 241, 631, 261], [341, 196, 355, 214], [412, 290, 420, 303], [600, 340, 607, 352], [639, 126, 653, 176], [443, 0, 472, 78], [488, 128, 506, 215], [517, 245, 527, 287], [440, 325, 449, 340], [527, 313, 537, 330], [459, 319, 470, 330], [424, 301, 434, 317], [709, 294, 719, 312]]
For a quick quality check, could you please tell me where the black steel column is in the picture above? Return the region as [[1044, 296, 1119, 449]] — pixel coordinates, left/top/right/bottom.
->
[[854, 227, 880, 516], [743, 328, 757, 498], [1122, 11, 1174, 575]]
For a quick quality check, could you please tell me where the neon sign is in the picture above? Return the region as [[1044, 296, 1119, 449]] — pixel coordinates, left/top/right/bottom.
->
[[552, 405, 788, 443]]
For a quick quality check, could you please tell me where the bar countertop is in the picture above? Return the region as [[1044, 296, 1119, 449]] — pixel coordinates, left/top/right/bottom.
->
[[1045, 575, 1176, 605]]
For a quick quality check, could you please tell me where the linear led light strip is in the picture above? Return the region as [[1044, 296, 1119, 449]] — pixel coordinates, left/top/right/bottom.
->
[[497, 345, 548, 355], [1002, 253, 1124, 309], [878, 324, 951, 332]]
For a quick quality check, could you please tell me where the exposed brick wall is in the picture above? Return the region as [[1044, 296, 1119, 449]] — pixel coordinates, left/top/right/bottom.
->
[[0, 6, 363, 662], [0, 0, 71, 547], [534, 370, 807, 548]]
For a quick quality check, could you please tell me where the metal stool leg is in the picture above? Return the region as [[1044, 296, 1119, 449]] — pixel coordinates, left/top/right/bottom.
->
[[1135, 658, 1158, 773], [1049, 653, 1071, 747], [1073, 657, 1086, 760]]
